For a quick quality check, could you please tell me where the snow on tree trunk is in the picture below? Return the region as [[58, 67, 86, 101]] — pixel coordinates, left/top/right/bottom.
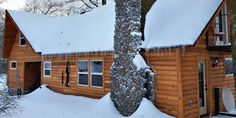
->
[[110, 0, 149, 116]]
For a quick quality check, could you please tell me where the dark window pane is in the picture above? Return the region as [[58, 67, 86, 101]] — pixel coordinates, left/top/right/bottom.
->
[[45, 70, 51, 76], [225, 59, 233, 75], [91, 75, 103, 87], [91, 61, 102, 73], [79, 74, 88, 85], [219, 11, 223, 32], [198, 63, 205, 107], [20, 38, 26, 46], [78, 61, 88, 72], [44, 63, 51, 69], [11, 62, 16, 68]]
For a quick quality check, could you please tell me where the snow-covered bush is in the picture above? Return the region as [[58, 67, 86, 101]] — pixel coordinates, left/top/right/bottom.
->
[[0, 76, 19, 114]]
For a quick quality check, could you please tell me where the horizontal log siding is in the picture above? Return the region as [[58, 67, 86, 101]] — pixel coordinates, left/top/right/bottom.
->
[[181, 48, 209, 118], [7, 32, 41, 91], [181, 48, 234, 117], [143, 49, 179, 117], [42, 53, 113, 98]]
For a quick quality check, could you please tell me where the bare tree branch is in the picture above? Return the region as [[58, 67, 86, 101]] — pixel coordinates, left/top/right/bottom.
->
[[89, 0, 98, 7], [81, 0, 93, 9], [23, 0, 106, 16]]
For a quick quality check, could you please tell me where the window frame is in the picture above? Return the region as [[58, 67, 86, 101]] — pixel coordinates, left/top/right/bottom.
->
[[78, 60, 89, 86], [215, 4, 230, 45], [90, 60, 103, 88], [43, 61, 51, 77], [10, 61, 17, 70], [225, 58, 233, 77], [19, 33, 27, 47]]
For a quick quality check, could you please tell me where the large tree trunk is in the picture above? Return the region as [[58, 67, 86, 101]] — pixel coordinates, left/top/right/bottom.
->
[[110, 0, 146, 116]]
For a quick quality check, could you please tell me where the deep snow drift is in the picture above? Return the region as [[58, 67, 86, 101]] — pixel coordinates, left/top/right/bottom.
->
[[1, 85, 173, 118]]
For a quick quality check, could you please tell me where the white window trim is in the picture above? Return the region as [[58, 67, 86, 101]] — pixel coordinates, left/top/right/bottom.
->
[[19, 33, 26, 47], [90, 60, 103, 88], [44, 61, 51, 77], [78, 60, 89, 86], [10, 61, 17, 70], [225, 58, 233, 77]]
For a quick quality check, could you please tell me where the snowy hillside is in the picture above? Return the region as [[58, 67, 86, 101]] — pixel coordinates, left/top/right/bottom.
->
[[1, 85, 173, 118]]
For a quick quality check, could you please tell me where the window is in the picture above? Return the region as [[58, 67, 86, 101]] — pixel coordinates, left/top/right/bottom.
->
[[19, 33, 26, 47], [78, 61, 88, 86], [225, 58, 233, 76], [44, 62, 51, 77], [215, 5, 230, 45], [10, 61, 17, 69], [77, 60, 103, 87], [91, 61, 103, 87]]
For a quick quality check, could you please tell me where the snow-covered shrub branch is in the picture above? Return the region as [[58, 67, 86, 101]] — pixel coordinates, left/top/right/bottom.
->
[[0, 76, 19, 114]]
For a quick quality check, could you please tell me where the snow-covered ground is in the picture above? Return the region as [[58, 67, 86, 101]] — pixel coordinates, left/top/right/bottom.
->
[[0, 76, 228, 118], [211, 115, 235, 118], [1, 85, 173, 118]]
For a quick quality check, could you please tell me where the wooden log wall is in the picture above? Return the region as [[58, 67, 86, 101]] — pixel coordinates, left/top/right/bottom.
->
[[42, 53, 113, 98], [143, 49, 180, 117], [209, 53, 235, 113], [181, 47, 209, 118], [180, 34, 235, 118], [7, 32, 41, 90]]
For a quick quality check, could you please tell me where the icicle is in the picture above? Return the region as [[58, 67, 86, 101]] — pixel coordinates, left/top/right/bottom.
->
[[168, 48, 171, 56], [157, 48, 160, 56], [182, 45, 186, 56]]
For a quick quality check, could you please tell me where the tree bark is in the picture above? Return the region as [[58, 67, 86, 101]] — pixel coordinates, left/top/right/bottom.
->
[[110, 0, 146, 116]]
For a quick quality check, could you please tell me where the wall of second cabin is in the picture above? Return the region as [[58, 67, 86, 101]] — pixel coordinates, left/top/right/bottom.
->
[[209, 53, 235, 113], [143, 49, 181, 117], [181, 30, 235, 117], [180, 47, 234, 118]]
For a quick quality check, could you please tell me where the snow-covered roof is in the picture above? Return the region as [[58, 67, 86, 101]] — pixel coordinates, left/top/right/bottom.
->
[[8, 2, 115, 55], [7, 0, 224, 55], [143, 0, 223, 49]]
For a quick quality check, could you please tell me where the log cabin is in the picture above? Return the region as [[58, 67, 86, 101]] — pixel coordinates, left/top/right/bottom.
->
[[2, 0, 235, 117]]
